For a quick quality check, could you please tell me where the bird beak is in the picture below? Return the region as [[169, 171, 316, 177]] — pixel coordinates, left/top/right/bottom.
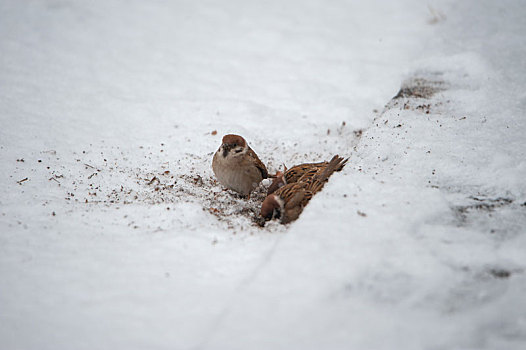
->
[[221, 144, 230, 157]]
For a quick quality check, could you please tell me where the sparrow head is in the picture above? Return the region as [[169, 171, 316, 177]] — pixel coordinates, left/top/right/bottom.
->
[[260, 194, 284, 221], [220, 134, 247, 157], [267, 170, 285, 195]]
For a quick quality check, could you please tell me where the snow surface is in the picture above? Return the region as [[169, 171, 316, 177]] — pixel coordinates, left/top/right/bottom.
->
[[1, 0, 525, 349]]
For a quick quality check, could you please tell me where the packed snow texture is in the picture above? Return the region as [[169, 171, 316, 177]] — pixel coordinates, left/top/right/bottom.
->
[[1, 0, 525, 349]]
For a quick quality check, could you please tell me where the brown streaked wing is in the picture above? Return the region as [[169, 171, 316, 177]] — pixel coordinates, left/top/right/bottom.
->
[[275, 182, 306, 202], [284, 187, 306, 209], [284, 161, 327, 183], [296, 165, 327, 185], [279, 185, 306, 224], [247, 146, 268, 179], [305, 179, 325, 196]]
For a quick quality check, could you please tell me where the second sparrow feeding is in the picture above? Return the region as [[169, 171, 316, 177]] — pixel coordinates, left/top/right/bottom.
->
[[212, 134, 347, 224]]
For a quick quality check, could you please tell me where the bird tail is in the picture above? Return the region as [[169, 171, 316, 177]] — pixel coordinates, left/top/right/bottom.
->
[[308, 155, 347, 193], [335, 156, 349, 172]]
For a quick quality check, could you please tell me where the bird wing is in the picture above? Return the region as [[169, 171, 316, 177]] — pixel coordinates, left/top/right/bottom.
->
[[284, 161, 327, 183], [275, 183, 306, 206], [279, 184, 306, 224], [247, 146, 268, 179]]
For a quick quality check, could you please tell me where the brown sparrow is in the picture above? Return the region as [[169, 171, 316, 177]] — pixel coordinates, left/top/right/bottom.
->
[[267, 158, 347, 195], [212, 134, 269, 197], [261, 155, 347, 223]]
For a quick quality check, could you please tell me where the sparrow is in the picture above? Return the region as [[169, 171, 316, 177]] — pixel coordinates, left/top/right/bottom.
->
[[260, 155, 347, 224], [267, 158, 348, 195], [212, 134, 269, 197]]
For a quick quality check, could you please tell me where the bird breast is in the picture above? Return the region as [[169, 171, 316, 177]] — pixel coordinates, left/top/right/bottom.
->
[[212, 149, 262, 195]]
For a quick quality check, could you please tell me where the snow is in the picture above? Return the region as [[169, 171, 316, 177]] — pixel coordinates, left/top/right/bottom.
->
[[1, 0, 525, 349]]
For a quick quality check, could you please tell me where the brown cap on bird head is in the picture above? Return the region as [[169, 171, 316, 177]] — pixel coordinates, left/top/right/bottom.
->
[[260, 194, 283, 220], [222, 134, 246, 147]]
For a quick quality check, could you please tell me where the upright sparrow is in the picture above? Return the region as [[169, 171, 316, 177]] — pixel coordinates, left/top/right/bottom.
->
[[212, 134, 268, 197]]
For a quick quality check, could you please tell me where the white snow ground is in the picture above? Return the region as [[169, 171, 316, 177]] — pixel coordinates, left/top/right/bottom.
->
[[1, 0, 525, 349]]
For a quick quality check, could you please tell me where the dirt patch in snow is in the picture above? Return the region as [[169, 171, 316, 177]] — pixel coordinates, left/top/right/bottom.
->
[[23, 124, 363, 232], [392, 74, 447, 100]]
